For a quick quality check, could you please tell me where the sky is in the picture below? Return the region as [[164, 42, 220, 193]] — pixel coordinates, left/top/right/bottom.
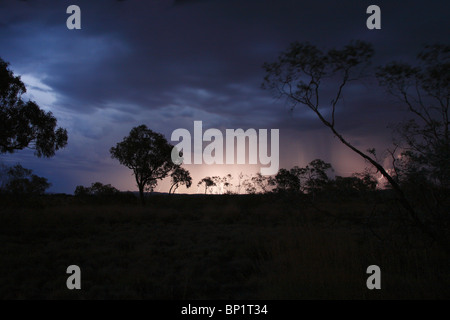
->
[[0, 0, 449, 194]]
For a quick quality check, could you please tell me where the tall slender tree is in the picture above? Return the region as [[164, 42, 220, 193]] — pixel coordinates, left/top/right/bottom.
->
[[262, 41, 450, 254]]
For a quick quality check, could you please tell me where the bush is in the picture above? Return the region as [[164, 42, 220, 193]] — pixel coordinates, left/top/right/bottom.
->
[[0, 163, 51, 196]]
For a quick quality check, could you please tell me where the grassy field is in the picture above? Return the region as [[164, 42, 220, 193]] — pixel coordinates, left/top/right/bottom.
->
[[0, 193, 449, 299]]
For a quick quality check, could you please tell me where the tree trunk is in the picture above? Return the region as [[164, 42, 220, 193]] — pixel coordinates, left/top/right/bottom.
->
[[138, 184, 145, 206], [326, 123, 450, 257]]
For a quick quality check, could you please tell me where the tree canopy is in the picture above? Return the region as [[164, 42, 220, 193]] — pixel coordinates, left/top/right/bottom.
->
[[169, 166, 192, 194], [0, 58, 68, 157], [110, 125, 178, 204], [0, 163, 51, 195], [377, 44, 450, 189], [74, 182, 120, 197], [272, 159, 333, 194], [197, 177, 215, 194]]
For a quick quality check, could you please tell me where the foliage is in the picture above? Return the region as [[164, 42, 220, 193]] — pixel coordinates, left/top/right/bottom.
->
[[210, 174, 233, 194], [300, 159, 334, 194], [74, 182, 120, 197], [262, 40, 373, 116], [169, 166, 192, 194], [0, 163, 50, 195], [0, 58, 68, 157], [272, 159, 333, 195], [377, 44, 450, 189], [274, 168, 300, 193], [110, 125, 177, 204], [333, 170, 378, 196], [263, 40, 450, 254], [250, 173, 274, 194], [197, 177, 215, 194]]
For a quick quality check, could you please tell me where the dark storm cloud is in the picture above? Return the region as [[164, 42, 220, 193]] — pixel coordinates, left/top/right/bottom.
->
[[0, 0, 448, 193], [3, 1, 447, 119], [173, 0, 211, 5]]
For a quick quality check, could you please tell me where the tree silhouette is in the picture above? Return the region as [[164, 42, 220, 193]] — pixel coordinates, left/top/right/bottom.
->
[[242, 175, 257, 194], [272, 160, 333, 195], [377, 44, 449, 189], [236, 172, 244, 194], [110, 125, 177, 205], [169, 166, 192, 194], [333, 171, 377, 196], [0, 58, 68, 157], [263, 41, 450, 254], [197, 177, 215, 194], [210, 174, 233, 194], [74, 182, 119, 196], [301, 159, 334, 195], [250, 173, 274, 194], [221, 174, 233, 194], [0, 163, 50, 195], [274, 168, 300, 193]]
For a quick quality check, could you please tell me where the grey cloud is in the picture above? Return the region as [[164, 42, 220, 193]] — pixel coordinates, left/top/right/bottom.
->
[[0, 0, 448, 192]]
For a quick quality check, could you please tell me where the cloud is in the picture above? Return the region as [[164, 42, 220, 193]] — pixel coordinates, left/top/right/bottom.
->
[[0, 0, 448, 193]]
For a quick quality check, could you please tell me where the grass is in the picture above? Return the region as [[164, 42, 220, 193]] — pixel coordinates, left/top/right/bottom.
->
[[0, 193, 449, 299]]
